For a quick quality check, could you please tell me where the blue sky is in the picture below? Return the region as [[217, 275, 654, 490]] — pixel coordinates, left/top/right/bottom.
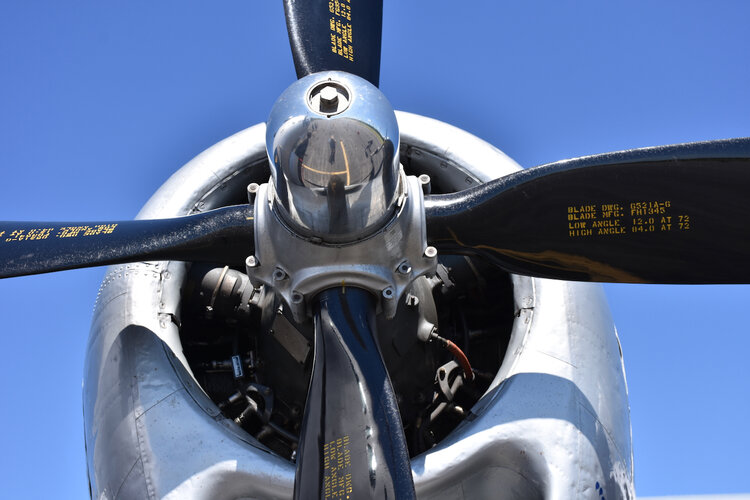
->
[[0, 2, 748, 498]]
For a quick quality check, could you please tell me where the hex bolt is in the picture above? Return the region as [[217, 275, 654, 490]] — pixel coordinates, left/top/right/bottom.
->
[[424, 246, 438, 259], [397, 261, 412, 274], [247, 182, 260, 204], [319, 85, 339, 109], [309, 81, 350, 115], [382, 287, 395, 300], [272, 268, 287, 281], [418, 174, 432, 195]]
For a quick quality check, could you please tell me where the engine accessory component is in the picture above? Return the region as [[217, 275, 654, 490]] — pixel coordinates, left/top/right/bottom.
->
[[231, 355, 244, 379], [270, 308, 311, 365], [189, 264, 257, 323]]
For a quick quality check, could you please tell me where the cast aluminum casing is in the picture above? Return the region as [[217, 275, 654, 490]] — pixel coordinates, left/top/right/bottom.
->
[[83, 112, 634, 499], [246, 172, 437, 322]]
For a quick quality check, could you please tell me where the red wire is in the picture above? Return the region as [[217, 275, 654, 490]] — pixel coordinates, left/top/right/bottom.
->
[[442, 338, 474, 381]]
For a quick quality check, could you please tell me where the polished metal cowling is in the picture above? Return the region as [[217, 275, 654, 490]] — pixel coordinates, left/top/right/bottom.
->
[[265, 71, 400, 243]]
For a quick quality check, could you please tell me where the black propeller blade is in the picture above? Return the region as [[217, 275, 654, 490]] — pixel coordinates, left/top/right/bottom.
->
[[425, 137, 750, 284], [0, 205, 253, 279], [283, 0, 383, 86], [294, 286, 416, 499]]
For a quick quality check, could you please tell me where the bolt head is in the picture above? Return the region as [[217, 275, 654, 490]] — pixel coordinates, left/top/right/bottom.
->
[[319, 85, 339, 106], [397, 261, 412, 274], [307, 80, 350, 115]]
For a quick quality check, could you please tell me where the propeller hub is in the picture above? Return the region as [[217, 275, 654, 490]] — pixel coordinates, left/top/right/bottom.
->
[[266, 71, 400, 243]]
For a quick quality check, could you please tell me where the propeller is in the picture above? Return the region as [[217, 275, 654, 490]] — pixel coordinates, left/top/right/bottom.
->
[[425, 137, 750, 284], [1, 144, 749, 498], [294, 287, 415, 499], [1, 1, 749, 499], [283, 0, 383, 86], [0, 205, 253, 279], [280, 1, 417, 497]]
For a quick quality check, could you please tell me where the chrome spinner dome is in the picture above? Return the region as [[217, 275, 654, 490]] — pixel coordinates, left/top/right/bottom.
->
[[265, 71, 401, 243]]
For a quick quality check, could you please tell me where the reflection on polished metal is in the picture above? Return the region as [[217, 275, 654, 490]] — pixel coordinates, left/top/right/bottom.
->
[[266, 71, 400, 243]]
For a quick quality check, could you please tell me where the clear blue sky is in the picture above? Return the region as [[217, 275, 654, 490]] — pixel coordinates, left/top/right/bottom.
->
[[0, 2, 748, 498]]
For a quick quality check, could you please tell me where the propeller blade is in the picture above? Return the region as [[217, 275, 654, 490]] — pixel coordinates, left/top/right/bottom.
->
[[283, 0, 383, 86], [425, 138, 750, 284], [0, 205, 253, 279], [294, 287, 415, 499]]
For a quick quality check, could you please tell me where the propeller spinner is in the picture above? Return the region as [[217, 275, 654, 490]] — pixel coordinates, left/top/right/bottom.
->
[[265, 71, 401, 243]]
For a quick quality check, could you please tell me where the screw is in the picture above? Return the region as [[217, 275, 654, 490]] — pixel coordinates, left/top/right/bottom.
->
[[397, 261, 412, 274], [291, 291, 304, 304], [272, 268, 287, 281], [424, 246, 437, 259], [246, 255, 258, 268], [382, 287, 395, 300]]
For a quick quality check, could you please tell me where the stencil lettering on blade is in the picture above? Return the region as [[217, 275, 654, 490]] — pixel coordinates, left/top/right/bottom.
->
[[567, 202, 690, 237]]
